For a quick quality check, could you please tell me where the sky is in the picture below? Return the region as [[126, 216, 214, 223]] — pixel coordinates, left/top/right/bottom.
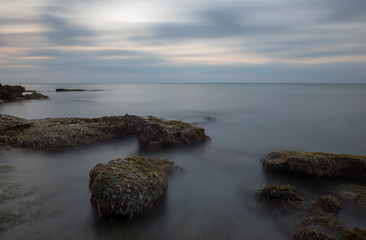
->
[[1, 0, 366, 83]]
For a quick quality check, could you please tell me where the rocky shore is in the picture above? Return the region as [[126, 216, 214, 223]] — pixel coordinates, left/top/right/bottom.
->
[[0, 84, 48, 103], [0, 114, 210, 151], [89, 156, 180, 219], [258, 151, 366, 239], [256, 185, 366, 239]]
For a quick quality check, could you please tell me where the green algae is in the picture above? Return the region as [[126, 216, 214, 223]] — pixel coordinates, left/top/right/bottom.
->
[[89, 156, 180, 219]]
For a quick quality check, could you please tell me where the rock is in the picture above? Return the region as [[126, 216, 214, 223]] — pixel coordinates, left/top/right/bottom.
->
[[310, 195, 341, 214], [255, 185, 310, 214], [0, 114, 209, 151], [299, 195, 352, 240], [256, 185, 366, 240], [331, 184, 366, 215], [262, 151, 366, 180], [89, 156, 179, 219], [293, 226, 336, 240], [0, 84, 48, 102], [56, 88, 86, 92], [344, 227, 366, 240], [204, 116, 216, 122], [125, 115, 210, 150], [55, 88, 101, 92]]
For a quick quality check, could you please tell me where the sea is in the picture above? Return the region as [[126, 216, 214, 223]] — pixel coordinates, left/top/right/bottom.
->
[[0, 83, 366, 239]]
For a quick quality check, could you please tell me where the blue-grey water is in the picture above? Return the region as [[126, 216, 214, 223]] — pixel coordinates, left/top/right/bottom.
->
[[1, 83, 366, 239]]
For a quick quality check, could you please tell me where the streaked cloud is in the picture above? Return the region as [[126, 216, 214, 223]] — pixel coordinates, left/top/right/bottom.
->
[[0, 0, 366, 83]]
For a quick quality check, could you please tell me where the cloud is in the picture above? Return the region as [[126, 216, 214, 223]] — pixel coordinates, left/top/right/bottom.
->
[[1, 0, 366, 83], [320, 0, 366, 22], [41, 14, 93, 45], [142, 7, 290, 40]]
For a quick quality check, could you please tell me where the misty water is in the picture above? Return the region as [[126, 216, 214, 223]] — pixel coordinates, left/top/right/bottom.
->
[[1, 83, 366, 239]]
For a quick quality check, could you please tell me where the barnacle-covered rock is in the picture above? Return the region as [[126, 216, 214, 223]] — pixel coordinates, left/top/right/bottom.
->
[[262, 151, 366, 180], [89, 156, 179, 219], [0, 114, 210, 151]]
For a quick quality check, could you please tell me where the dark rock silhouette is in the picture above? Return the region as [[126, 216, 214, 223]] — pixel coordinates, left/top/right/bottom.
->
[[0, 84, 48, 102]]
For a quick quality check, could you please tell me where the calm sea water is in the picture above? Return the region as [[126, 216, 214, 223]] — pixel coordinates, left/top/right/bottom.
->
[[1, 83, 366, 239]]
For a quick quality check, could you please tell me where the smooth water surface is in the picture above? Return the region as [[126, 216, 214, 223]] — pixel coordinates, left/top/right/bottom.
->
[[1, 83, 366, 239]]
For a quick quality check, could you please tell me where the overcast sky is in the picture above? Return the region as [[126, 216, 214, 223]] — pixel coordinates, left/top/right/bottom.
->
[[1, 0, 366, 83]]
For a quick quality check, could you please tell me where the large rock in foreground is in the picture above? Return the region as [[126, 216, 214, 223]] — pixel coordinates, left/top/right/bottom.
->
[[0, 114, 210, 151], [89, 156, 179, 219], [262, 151, 366, 180], [0, 84, 48, 102]]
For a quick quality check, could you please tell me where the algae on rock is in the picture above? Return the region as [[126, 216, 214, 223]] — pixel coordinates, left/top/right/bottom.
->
[[0, 114, 210, 151], [262, 151, 366, 180], [89, 156, 180, 219]]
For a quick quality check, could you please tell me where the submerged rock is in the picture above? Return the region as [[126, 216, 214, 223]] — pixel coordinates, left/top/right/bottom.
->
[[331, 184, 366, 215], [0, 114, 209, 151], [89, 156, 179, 219], [255, 185, 366, 240], [255, 185, 308, 213], [262, 151, 366, 180], [302, 195, 348, 239], [0, 84, 48, 102]]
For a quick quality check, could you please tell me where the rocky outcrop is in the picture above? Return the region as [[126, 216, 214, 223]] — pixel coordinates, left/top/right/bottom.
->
[[0, 114, 209, 151], [56, 88, 86, 92], [0, 84, 48, 102], [262, 151, 366, 180], [55, 88, 101, 92], [89, 156, 179, 219]]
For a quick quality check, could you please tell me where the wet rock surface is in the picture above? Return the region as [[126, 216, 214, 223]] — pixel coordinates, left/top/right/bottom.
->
[[0, 84, 48, 102], [262, 151, 366, 180], [0, 114, 209, 151], [89, 156, 180, 219]]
